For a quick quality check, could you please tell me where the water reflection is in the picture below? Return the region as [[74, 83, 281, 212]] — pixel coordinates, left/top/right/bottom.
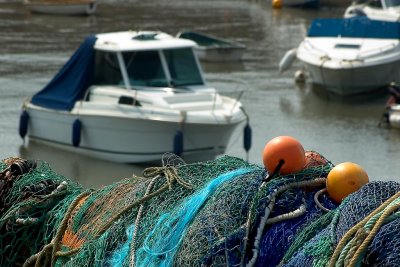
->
[[19, 141, 145, 188]]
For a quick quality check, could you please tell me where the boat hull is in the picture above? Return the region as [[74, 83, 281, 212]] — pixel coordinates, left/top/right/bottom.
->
[[25, 106, 243, 163], [300, 59, 400, 95], [388, 105, 400, 128], [25, 1, 97, 15]]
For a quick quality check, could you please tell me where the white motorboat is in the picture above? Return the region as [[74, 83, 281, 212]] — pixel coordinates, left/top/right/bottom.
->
[[280, 16, 400, 95], [176, 31, 246, 62], [344, 0, 400, 22], [19, 31, 250, 163], [24, 0, 97, 16]]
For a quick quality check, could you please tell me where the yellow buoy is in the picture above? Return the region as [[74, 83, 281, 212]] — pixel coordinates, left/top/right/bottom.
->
[[326, 162, 369, 203], [272, 0, 282, 9]]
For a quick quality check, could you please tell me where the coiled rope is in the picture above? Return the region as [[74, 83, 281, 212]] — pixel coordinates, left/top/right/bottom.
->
[[329, 191, 400, 267]]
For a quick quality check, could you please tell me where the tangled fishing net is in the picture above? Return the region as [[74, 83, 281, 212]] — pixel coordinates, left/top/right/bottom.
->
[[0, 152, 398, 266]]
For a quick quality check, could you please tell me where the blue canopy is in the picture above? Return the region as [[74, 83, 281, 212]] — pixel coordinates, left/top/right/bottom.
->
[[308, 17, 400, 39], [31, 36, 97, 111]]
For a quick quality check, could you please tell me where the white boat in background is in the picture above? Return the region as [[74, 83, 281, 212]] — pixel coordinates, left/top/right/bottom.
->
[[281, 16, 400, 95], [386, 105, 400, 127], [19, 31, 250, 163], [344, 0, 400, 21], [176, 31, 246, 62], [381, 83, 400, 127], [24, 0, 97, 16]]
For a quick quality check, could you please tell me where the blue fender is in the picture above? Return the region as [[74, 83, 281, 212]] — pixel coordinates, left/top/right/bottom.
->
[[19, 110, 29, 139], [72, 119, 82, 147], [243, 123, 252, 152], [173, 130, 184, 156]]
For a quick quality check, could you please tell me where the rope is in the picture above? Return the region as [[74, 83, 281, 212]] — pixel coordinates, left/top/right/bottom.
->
[[51, 191, 92, 265], [129, 175, 160, 267], [22, 190, 91, 267], [348, 201, 400, 267], [314, 188, 331, 212], [94, 165, 192, 238], [240, 161, 285, 266], [143, 165, 192, 190], [329, 191, 400, 267], [246, 178, 326, 267], [266, 202, 307, 225]]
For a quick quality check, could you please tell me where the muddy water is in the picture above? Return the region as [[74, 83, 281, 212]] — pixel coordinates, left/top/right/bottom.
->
[[0, 0, 398, 187]]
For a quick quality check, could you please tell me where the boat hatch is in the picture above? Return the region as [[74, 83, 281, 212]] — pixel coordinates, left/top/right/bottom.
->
[[132, 33, 158, 41]]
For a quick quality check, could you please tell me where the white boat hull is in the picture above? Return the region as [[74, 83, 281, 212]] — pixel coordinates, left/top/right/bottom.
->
[[195, 47, 245, 62], [25, 1, 97, 15], [388, 105, 400, 128], [25, 105, 242, 163], [301, 59, 400, 95]]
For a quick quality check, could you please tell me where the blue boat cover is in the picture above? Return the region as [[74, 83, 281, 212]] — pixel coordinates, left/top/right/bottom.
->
[[308, 17, 400, 39], [31, 36, 97, 111]]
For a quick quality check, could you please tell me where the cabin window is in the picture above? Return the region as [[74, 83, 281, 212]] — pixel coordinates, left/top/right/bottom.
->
[[368, 0, 383, 8], [123, 50, 168, 87], [164, 48, 204, 87], [385, 0, 400, 7], [94, 51, 123, 86]]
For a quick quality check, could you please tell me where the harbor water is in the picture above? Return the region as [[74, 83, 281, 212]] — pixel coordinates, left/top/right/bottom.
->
[[1, 0, 399, 188]]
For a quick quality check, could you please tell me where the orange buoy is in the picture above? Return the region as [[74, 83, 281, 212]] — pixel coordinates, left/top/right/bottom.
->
[[262, 136, 305, 175], [326, 162, 369, 203], [304, 151, 328, 168], [272, 0, 282, 8]]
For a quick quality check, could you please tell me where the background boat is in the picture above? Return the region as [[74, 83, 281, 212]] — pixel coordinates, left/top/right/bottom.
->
[[344, 0, 400, 21], [177, 31, 246, 62], [291, 17, 400, 95], [23, 0, 97, 15]]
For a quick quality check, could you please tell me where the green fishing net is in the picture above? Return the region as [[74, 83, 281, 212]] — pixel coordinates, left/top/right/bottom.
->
[[0, 152, 398, 267]]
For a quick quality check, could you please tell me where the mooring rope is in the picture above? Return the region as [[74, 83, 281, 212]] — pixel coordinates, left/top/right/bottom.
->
[[329, 191, 400, 267]]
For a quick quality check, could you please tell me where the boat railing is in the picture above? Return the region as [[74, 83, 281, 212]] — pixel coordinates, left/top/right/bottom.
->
[[209, 76, 247, 115]]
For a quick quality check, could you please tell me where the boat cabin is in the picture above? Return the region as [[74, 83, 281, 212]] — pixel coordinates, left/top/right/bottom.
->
[[94, 31, 205, 90]]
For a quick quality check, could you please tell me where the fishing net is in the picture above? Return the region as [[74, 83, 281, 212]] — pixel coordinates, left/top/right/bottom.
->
[[0, 152, 398, 267]]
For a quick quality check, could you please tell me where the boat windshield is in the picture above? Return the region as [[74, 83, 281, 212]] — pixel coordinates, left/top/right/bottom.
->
[[94, 51, 124, 86], [94, 48, 204, 88], [123, 50, 169, 87], [163, 48, 204, 87], [384, 0, 400, 7]]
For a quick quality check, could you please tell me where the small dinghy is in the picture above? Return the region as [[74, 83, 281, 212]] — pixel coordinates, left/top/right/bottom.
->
[[176, 31, 246, 62]]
